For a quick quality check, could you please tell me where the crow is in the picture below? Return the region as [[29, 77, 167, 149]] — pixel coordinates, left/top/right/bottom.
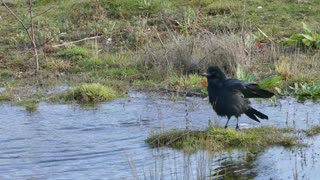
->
[[202, 66, 274, 129]]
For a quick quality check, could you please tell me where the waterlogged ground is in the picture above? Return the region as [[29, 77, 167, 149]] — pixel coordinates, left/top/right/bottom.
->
[[1, 92, 320, 179]]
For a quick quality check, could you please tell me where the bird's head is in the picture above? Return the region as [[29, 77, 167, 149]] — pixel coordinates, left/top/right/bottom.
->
[[202, 66, 227, 80]]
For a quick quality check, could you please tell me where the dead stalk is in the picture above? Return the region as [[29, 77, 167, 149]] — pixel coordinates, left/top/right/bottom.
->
[[2, 0, 39, 73], [29, 0, 39, 73]]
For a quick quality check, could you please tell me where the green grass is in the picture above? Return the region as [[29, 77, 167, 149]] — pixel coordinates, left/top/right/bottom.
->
[[167, 74, 204, 91], [1, 0, 320, 102], [305, 125, 320, 137], [56, 47, 90, 62], [63, 83, 120, 104], [146, 126, 300, 152], [17, 99, 38, 112], [0, 93, 12, 101]]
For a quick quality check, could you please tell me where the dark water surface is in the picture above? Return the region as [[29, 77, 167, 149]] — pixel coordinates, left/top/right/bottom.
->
[[0, 92, 320, 179]]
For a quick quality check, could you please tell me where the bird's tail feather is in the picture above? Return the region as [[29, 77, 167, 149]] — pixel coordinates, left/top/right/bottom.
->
[[245, 107, 268, 122], [247, 84, 274, 98], [254, 89, 274, 98]]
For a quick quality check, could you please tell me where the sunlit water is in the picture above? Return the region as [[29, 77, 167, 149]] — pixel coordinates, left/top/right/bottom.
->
[[0, 91, 320, 179]]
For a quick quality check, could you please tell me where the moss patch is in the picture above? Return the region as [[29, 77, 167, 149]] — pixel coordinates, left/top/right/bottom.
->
[[146, 126, 300, 152]]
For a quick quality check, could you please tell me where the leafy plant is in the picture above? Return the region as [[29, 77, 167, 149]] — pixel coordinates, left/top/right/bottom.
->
[[289, 82, 320, 101], [236, 66, 255, 82], [138, 0, 161, 13], [284, 23, 320, 49]]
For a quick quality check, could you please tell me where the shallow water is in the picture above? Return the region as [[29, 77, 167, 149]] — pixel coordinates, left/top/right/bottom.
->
[[0, 91, 320, 179]]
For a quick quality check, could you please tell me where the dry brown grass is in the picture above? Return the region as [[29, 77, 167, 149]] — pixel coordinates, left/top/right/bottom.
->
[[275, 52, 320, 82], [136, 31, 278, 77]]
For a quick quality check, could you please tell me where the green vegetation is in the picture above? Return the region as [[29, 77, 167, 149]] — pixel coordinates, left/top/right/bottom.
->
[[146, 126, 300, 152], [56, 47, 90, 62], [0, 93, 12, 101], [167, 74, 204, 91], [17, 99, 38, 112], [275, 82, 320, 102], [63, 83, 120, 104], [305, 125, 320, 137], [1, 0, 320, 102], [284, 23, 320, 49]]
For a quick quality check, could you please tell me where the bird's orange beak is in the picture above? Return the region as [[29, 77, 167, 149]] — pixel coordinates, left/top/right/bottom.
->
[[201, 78, 208, 87]]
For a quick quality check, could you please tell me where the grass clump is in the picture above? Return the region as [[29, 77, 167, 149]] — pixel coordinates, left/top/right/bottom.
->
[[91, 67, 140, 79], [305, 125, 320, 137], [56, 47, 90, 62], [0, 93, 12, 101], [167, 74, 203, 91], [146, 126, 299, 152], [65, 83, 119, 104], [17, 99, 38, 112]]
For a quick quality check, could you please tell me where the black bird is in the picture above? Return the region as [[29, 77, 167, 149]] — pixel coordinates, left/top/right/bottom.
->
[[202, 66, 274, 129]]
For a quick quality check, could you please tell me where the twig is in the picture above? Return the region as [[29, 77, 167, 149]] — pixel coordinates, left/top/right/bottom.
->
[[155, 31, 170, 66], [33, 6, 54, 18], [1, 1, 33, 42], [52, 36, 101, 47], [156, 31, 166, 49], [29, 0, 39, 72], [2, 0, 40, 72], [257, 27, 273, 42]]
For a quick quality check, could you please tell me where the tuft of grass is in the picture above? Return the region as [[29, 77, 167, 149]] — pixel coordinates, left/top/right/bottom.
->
[[17, 99, 38, 112], [275, 56, 297, 80], [146, 126, 299, 152], [0, 87, 14, 102], [305, 125, 320, 137], [43, 58, 71, 72], [167, 74, 203, 91], [56, 47, 90, 62], [88, 67, 140, 79], [258, 75, 283, 90], [0, 93, 12, 101], [64, 83, 120, 104]]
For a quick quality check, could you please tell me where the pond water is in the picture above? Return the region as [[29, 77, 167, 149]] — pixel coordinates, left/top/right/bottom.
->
[[1, 91, 320, 179]]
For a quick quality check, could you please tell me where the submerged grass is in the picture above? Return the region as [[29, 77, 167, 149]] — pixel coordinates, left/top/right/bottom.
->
[[146, 126, 299, 152], [305, 125, 320, 137], [17, 99, 38, 112]]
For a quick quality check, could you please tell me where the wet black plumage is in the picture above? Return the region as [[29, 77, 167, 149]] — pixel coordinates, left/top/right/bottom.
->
[[202, 66, 274, 129]]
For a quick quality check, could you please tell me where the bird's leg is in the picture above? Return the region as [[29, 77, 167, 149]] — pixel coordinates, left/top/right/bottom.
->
[[235, 117, 240, 130], [224, 118, 230, 129]]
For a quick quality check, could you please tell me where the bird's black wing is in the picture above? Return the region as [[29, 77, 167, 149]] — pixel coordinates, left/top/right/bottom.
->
[[223, 79, 274, 98]]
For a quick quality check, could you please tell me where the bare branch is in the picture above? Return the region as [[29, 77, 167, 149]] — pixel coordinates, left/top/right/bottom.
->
[[29, 0, 39, 72], [52, 36, 101, 47], [1, 1, 33, 42]]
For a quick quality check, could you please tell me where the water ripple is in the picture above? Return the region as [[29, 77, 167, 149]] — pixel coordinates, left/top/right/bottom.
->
[[0, 92, 319, 179]]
